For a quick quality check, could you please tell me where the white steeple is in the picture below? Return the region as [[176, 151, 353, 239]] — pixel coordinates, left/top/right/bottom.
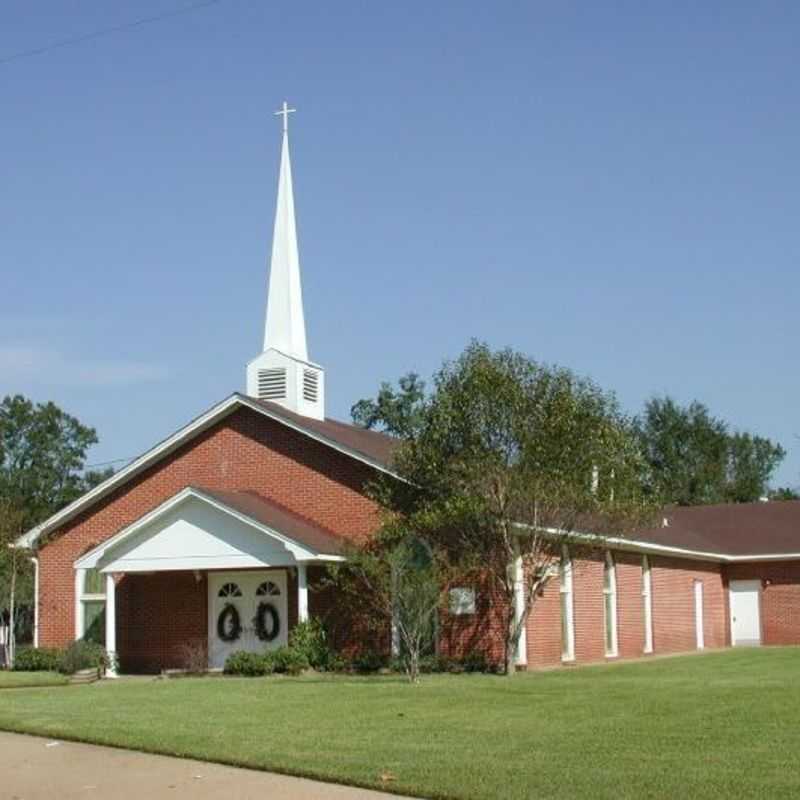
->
[[264, 101, 307, 360], [246, 102, 325, 419]]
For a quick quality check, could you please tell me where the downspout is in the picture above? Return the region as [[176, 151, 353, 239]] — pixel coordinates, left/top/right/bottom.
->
[[29, 556, 39, 649]]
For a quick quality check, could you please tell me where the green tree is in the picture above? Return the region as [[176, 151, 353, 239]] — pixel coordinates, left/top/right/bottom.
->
[[769, 487, 800, 501], [359, 342, 654, 676], [331, 530, 451, 683], [0, 395, 113, 658], [0, 394, 111, 531], [0, 500, 28, 667], [636, 396, 785, 505], [351, 373, 426, 438], [726, 433, 786, 503]]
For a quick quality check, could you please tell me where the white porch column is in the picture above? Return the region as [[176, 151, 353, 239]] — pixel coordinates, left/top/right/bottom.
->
[[74, 568, 86, 640], [297, 564, 309, 623], [30, 557, 39, 649], [105, 573, 118, 678], [513, 555, 527, 667]]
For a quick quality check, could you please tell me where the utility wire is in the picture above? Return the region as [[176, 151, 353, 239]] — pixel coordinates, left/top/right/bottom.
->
[[0, 0, 222, 66], [83, 456, 137, 471]]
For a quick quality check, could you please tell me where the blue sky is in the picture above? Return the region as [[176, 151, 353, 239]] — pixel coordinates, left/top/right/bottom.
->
[[1, 1, 798, 487]]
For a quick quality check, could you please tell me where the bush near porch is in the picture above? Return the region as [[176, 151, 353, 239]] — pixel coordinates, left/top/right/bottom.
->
[[1, 648, 800, 799]]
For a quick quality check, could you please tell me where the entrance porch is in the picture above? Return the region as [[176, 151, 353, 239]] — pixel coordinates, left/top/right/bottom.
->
[[72, 486, 343, 674]]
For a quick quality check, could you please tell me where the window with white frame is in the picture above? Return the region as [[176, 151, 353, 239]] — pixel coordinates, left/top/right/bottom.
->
[[603, 552, 618, 657], [79, 568, 106, 645], [642, 555, 654, 653], [559, 546, 575, 661]]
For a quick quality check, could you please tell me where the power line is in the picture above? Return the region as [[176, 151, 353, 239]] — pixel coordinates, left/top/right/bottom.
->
[[0, 0, 222, 66], [83, 456, 137, 471]]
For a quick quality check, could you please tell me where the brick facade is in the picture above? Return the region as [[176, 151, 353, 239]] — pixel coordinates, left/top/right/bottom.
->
[[37, 406, 382, 669], [34, 404, 800, 673]]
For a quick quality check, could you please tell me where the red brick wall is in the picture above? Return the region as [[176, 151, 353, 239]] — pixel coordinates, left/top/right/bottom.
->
[[522, 550, 726, 669], [37, 407, 382, 652], [438, 578, 508, 666], [650, 556, 726, 654], [725, 561, 800, 645], [117, 571, 208, 673]]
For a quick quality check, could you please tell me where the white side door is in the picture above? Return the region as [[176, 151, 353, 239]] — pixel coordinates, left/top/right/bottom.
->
[[729, 580, 761, 646]]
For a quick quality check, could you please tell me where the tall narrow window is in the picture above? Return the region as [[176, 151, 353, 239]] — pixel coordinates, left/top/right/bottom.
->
[[80, 568, 106, 645], [642, 555, 653, 654], [560, 546, 575, 661], [603, 552, 618, 657]]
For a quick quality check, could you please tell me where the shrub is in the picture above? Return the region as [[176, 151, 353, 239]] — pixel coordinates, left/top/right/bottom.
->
[[461, 651, 489, 673], [223, 651, 275, 677], [288, 618, 331, 669], [352, 650, 388, 673], [178, 641, 208, 675], [59, 641, 111, 675], [271, 646, 309, 676], [13, 646, 63, 673]]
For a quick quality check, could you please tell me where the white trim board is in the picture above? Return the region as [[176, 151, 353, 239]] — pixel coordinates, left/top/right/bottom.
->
[[17, 393, 397, 550]]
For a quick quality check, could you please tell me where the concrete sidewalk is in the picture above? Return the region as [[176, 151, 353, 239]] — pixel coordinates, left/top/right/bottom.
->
[[0, 731, 409, 800]]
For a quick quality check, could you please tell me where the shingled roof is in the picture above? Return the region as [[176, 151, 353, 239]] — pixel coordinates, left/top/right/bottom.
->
[[195, 487, 345, 555], [245, 395, 398, 468], [635, 501, 800, 558]]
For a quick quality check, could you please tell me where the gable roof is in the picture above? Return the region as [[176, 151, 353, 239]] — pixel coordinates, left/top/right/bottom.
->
[[73, 485, 345, 571], [16, 392, 398, 550], [196, 487, 345, 556], [634, 501, 800, 559]]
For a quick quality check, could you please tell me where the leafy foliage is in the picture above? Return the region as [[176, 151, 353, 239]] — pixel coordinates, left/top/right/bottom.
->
[[0, 395, 111, 531], [357, 341, 655, 675], [59, 640, 112, 675], [288, 618, 331, 669], [635, 397, 786, 505], [331, 533, 453, 682], [223, 646, 310, 677], [351, 373, 427, 438], [770, 486, 800, 501], [223, 650, 275, 677], [12, 646, 63, 672]]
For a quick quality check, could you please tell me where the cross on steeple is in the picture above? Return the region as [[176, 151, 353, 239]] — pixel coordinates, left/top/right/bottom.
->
[[274, 100, 295, 134]]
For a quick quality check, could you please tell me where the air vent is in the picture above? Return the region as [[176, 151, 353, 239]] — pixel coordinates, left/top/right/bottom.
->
[[258, 368, 287, 400], [302, 369, 319, 403]]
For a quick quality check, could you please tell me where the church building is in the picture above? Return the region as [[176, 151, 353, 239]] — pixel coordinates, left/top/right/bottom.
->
[[17, 105, 800, 675]]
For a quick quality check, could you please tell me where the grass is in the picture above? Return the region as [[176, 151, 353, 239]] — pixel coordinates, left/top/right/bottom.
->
[[0, 671, 68, 689], [0, 649, 799, 799]]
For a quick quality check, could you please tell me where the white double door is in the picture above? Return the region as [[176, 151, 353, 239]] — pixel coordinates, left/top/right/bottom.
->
[[208, 570, 288, 669]]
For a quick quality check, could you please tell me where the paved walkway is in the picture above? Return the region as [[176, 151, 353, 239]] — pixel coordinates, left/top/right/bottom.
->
[[0, 731, 408, 800]]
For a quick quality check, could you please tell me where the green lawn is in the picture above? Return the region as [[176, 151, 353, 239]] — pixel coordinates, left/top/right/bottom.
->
[[0, 670, 68, 689], [0, 649, 798, 799]]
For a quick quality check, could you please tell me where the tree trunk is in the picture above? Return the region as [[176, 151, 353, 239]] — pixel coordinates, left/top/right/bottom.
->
[[504, 602, 519, 676]]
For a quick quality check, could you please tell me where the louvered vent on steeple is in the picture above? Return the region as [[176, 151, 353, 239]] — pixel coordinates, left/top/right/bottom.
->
[[258, 368, 287, 400], [302, 369, 319, 403]]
